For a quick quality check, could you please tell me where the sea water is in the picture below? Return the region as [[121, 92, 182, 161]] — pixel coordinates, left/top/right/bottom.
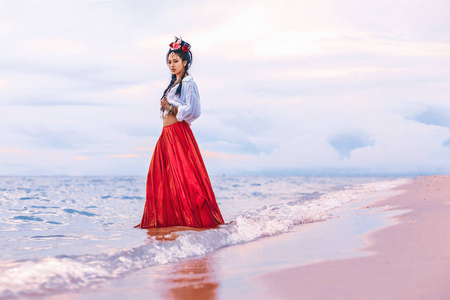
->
[[0, 176, 408, 298]]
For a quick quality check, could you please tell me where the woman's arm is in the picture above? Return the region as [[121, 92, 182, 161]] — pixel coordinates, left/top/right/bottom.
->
[[176, 80, 201, 123]]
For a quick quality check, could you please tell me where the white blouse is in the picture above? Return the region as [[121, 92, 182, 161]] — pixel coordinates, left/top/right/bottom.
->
[[161, 75, 201, 124]]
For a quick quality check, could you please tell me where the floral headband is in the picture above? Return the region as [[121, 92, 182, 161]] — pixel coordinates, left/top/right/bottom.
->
[[169, 37, 191, 52]]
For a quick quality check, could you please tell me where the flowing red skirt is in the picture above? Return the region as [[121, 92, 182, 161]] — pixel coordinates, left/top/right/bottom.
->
[[136, 121, 225, 229]]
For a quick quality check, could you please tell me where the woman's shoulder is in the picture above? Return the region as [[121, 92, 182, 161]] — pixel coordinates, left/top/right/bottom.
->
[[182, 75, 194, 83], [182, 75, 198, 92]]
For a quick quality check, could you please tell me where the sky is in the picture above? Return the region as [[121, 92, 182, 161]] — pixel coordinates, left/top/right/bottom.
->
[[0, 0, 449, 176]]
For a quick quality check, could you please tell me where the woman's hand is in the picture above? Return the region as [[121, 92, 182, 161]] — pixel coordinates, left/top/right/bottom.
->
[[161, 98, 178, 115], [161, 98, 170, 110]]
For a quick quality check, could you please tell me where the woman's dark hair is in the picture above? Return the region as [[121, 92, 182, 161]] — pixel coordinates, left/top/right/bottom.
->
[[161, 40, 193, 100]]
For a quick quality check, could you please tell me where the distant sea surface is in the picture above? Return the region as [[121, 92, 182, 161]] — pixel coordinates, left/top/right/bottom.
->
[[0, 175, 408, 298]]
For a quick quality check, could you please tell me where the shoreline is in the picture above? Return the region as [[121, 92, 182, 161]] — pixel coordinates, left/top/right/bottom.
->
[[14, 175, 448, 300], [33, 177, 413, 300], [256, 175, 450, 299]]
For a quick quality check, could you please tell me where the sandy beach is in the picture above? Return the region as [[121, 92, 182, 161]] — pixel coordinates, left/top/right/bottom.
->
[[258, 175, 450, 300]]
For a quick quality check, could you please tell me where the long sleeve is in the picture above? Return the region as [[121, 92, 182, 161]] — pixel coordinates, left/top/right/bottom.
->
[[176, 80, 201, 124]]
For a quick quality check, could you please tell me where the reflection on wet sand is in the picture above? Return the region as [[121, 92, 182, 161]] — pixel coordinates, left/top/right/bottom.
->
[[164, 257, 218, 300], [145, 227, 219, 300], [146, 226, 210, 241]]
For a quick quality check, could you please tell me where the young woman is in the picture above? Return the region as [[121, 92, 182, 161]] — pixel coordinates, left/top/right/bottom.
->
[[135, 37, 225, 229]]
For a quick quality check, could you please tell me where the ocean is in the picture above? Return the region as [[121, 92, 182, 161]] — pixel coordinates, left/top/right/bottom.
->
[[0, 175, 408, 298]]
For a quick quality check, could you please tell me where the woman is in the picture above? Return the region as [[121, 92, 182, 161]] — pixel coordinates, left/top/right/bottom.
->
[[135, 37, 225, 229]]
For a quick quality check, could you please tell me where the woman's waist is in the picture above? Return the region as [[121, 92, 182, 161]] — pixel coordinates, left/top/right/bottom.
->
[[163, 113, 179, 127]]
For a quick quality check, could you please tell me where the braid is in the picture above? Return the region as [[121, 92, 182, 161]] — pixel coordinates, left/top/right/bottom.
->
[[161, 74, 177, 100], [175, 68, 188, 97]]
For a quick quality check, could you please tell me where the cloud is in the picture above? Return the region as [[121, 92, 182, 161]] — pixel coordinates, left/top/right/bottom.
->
[[329, 133, 375, 159], [14, 126, 98, 150], [444, 139, 450, 148], [201, 150, 256, 160], [107, 154, 146, 159], [254, 31, 450, 58], [414, 107, 450, 128], [0, 148, 31, 154], [74, 156, 90, 160]]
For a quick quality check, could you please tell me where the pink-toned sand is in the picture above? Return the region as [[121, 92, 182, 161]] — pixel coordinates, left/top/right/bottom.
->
[[258, 175, 450, 300]]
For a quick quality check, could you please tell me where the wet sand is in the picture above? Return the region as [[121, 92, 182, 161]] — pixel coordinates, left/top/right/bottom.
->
[[257, 175, 450, 300]]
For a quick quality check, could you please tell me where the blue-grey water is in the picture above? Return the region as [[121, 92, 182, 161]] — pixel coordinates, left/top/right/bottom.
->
[[0, 175, 406, 298]]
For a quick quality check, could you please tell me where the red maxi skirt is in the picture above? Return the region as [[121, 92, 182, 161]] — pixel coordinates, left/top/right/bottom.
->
[[136, 121, 225, 228]]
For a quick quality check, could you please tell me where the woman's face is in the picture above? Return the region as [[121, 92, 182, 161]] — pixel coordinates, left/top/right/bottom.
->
[[167, 53, 187, 78]]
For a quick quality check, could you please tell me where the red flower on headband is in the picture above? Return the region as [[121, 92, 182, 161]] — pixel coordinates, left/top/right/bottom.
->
[[182, 45, 188, 52], [173, 43, 180, 50]]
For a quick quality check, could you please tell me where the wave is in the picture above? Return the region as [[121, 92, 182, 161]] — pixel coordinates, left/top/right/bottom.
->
[[0, 179, 407, 298]]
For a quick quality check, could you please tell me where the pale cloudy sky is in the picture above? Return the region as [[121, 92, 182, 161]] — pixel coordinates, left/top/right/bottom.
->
[[0, 0, 449, 176]]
